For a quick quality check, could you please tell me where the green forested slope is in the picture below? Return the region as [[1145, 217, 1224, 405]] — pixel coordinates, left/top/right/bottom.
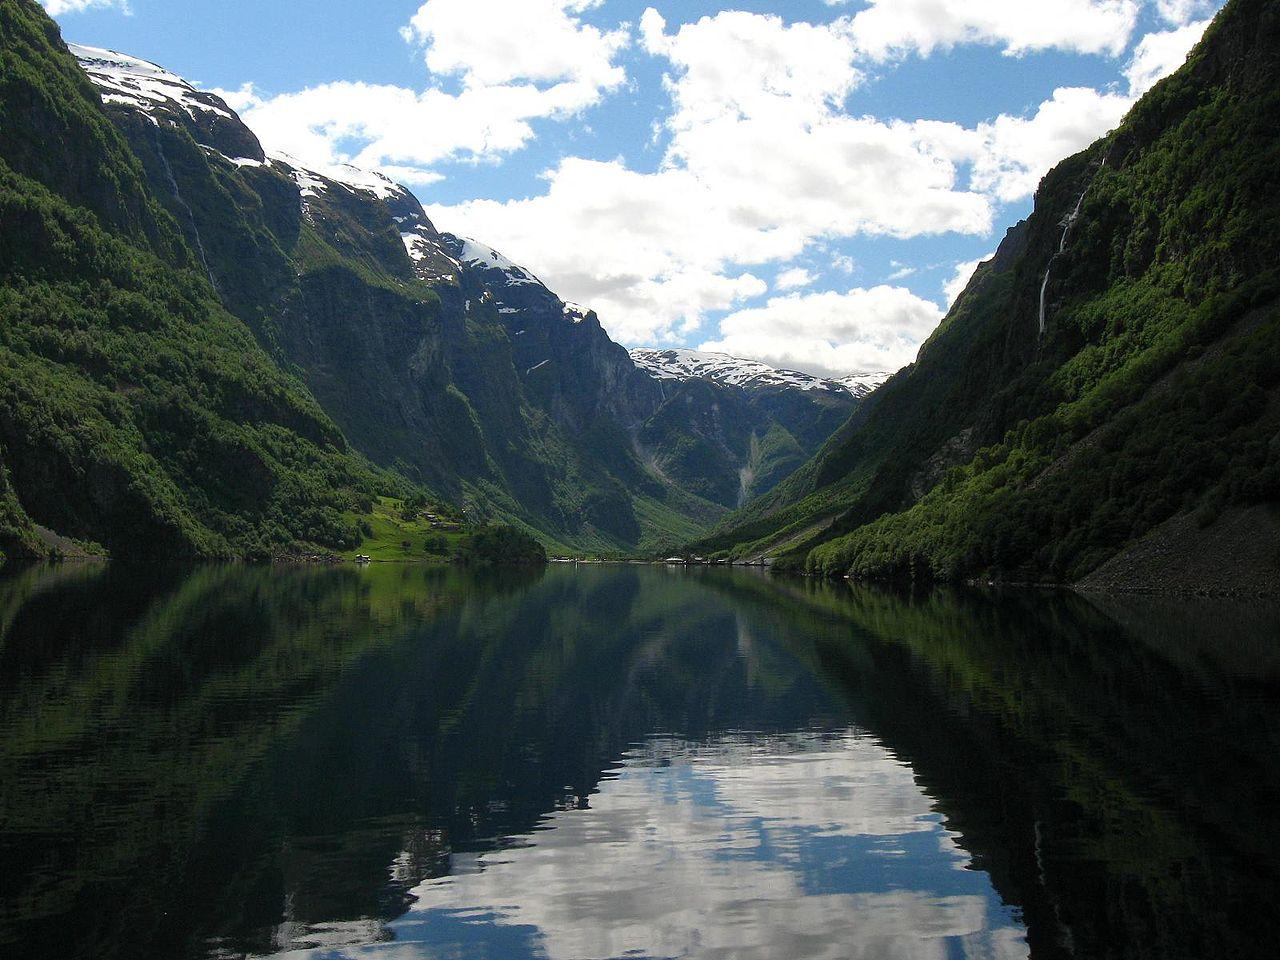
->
[[0, 0, 394, 561], [698, 0, 1280, 586]]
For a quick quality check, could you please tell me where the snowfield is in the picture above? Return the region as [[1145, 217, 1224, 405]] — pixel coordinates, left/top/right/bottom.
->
[[630, 349, 890, 398]]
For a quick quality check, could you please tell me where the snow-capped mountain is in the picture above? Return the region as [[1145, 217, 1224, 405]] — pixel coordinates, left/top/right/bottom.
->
[[72, 47, 424, 205], [69, 45, 890, 411], [275, 152, 406, 202], [630, 349, 891, 399], [72, 43, 232, 123], [835, 372, 894, 398], [66, 38, 886, 530], [71, 44, 265, 165]]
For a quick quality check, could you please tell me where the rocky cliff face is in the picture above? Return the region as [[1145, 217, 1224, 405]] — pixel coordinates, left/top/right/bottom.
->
[[69, 41, 877, 549]]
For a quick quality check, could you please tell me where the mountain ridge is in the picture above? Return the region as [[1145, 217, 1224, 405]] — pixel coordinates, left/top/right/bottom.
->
[[0, 0, 405, 562]]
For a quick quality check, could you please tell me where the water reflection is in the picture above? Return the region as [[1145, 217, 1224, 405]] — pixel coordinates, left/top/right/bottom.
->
[[0, 563, 1276, 960], [389, 732, 1024, 960]]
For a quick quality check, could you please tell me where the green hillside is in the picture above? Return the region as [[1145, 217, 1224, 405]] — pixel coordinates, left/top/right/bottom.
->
[[0, 0, 401, 561], [696, 0, 1280, 588]]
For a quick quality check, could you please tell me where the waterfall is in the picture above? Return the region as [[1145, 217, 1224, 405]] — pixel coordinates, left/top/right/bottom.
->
[[1037, 156, 1106, 337], [151, 123, 219, 293]]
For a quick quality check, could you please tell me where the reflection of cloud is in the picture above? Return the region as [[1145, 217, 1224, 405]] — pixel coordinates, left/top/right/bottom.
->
[[397, 732, 1023, 959], [259, 731, 1025, 959]]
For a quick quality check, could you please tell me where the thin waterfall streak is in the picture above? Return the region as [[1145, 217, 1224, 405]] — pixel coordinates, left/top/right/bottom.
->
[[1038, 155, 1108, 338], [152, 124, 218, 293]]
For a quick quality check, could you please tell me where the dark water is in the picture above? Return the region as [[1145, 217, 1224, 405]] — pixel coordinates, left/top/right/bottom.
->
[[1, 563, 1278, 960]]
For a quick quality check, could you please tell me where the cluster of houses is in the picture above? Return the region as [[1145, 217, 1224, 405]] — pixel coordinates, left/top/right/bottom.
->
[[546, 556, 771, 566], [422, 512, 462, 532]]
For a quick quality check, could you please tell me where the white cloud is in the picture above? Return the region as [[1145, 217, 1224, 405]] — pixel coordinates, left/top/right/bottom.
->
[[641, 9, 864, 127], [402, 0, 628, 90], [430, 158, 772, 343], [429, 11, 993, 344], [698, 286, 945, 377], [968, 86, 1132, 202], [1153, 0, 1218, 26], [426, 106, 993, 343], [219, 0, 628, 182], [206, 82, 258, 113], [42, 0, 130, 14], [1125, 19, 1213, 96], [944, 255, 993, 308], [775, 268, 815, 291], [845, 0, 1141, 60], [236, 80, 609, 182]]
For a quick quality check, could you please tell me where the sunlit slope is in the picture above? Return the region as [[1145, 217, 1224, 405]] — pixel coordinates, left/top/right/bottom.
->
[[697, 0, 1280, 588]]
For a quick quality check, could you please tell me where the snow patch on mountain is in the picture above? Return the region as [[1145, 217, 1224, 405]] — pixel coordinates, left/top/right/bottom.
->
[[401, 231, 434, 261], [72, 43, 422, 209], [314, 163, 405, 202], [835, 373, 893, 398], [269, 152, 407, 203], [455, 238, 543, 287], [71, 44, 237, 122], [630, 349, 890, 398]]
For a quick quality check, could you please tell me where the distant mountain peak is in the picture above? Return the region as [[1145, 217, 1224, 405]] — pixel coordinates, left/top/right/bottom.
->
[[630, 348, 890, 398]]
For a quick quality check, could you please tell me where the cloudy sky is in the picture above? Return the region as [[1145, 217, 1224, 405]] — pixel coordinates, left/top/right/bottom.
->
[[48, 0, 1222, 376]]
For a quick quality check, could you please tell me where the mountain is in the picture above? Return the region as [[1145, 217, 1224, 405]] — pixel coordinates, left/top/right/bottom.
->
[[0, 3, 408, 563], [697, 0, 1280, 593], [0, 6, 877, 561], [61, 41, 706, 554], [67, 40, 885, 547], [627, 349, 886, 506], [630, 348, 888, 398]]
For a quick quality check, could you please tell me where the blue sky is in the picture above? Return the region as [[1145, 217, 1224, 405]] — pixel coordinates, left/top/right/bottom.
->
[[48, 0, 1223, 376]]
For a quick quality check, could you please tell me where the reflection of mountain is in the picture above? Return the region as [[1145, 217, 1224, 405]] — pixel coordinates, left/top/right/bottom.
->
[[1, 565, 1278, 959], [0, 562, 469, 959], [709, 575, 1280, 960]]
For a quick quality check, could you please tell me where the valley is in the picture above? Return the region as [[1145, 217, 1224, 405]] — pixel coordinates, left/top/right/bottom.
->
[[1, 0, 1277, 594]]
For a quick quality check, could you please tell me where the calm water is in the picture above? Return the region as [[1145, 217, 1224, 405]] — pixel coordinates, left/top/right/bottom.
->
[[1, 564, 1278, 960]]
